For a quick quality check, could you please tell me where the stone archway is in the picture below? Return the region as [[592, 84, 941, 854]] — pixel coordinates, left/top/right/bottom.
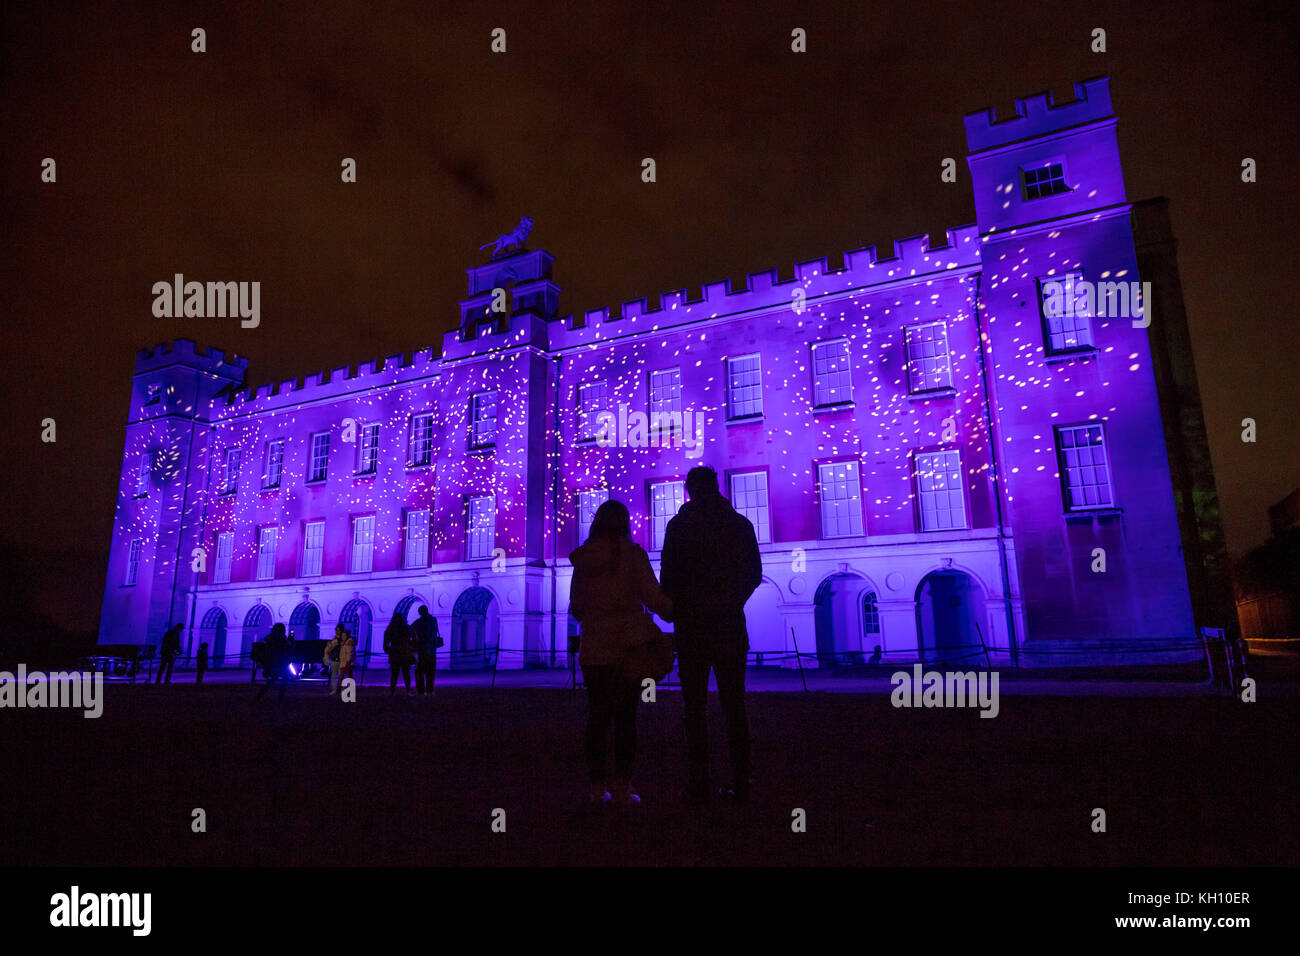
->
[[198, 606, 229, 667], [450, 587, 498, 670], [915, 570, 987, 666]]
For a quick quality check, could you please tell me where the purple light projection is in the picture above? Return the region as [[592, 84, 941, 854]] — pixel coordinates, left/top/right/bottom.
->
[[99, 77, 1205, 669]]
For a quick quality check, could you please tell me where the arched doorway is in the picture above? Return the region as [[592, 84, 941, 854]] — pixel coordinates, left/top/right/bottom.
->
[[199, 607, 229, 667], [744, 581, 784, 662], [290, 601, 321, 643], [915, 570, 987, 666], [242, 605, 273, 661], [339, 599, 374, 656], [814, 573, 870, 665], [394, 594, 424, 623], [451, 587, 497, 669]]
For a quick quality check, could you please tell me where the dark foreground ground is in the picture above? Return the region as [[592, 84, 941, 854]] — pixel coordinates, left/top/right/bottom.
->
[[2, 676, 1295, 866]]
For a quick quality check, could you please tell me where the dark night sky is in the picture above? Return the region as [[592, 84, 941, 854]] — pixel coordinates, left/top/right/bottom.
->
[[2, 0, 1297, 632]]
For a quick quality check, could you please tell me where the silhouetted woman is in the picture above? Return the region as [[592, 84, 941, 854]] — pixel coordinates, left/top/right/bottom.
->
[[383, 611, 415, 696], [569, 499, 672, 807]]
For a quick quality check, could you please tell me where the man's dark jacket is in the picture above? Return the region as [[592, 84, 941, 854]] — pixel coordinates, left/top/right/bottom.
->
[[660, 492, 763, 653], [412, 615, 439, 657]]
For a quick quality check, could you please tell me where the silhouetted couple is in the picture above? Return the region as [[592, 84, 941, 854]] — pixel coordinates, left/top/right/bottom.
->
[[569, 465, 762, 807], [383, 606, 440, 697]]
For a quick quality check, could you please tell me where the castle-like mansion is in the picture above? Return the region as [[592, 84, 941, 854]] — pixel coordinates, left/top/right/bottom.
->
[[99, 76, 1230, 670]]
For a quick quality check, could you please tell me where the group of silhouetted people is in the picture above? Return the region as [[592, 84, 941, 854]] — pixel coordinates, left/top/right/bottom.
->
[[379, 605, 442, 696], [569, 464, 762, 808], [145, 462, 762, 810]]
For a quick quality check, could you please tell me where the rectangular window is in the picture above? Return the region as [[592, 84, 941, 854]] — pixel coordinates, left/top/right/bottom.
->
[[256, 526, 279, 581], [1056, 424, 1114, 511], [470, 391, 498, 449], [222, 447, 241, 495], [577, 381, 609, 441], [727, 354, 763, 419], [649, 368, 682, 439], [302, 521, 324, 577], [915, 450, 968, 531], [214, 531, 234, 584], [905, 322, 953, 394], [409, 413, 434, 466], [576, 488, 609, 543], [649, 480, 685, 551], [811, 340, 852, 407], [264, 439, 285, 488], [404, 509, 430, 569], [308, 432, 330, 483], [358, 424, 380, 474], [729, 471, 772, 544], [135, 453, 150, 496], [350, 514, 375, 573], [124, 539, 142, 586], [818, 461, 864, 538], [1039, 272, 1095, 353], [1022, 161, 1069, 200], [145, 384, 161, 405], [466, 495, 496, 560]]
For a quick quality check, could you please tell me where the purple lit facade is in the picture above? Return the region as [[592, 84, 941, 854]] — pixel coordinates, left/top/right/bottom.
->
[[99, 77, 1224, 669]]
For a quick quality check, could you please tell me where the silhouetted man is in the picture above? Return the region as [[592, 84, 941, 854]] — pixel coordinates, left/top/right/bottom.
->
[[256, 623, 289, 701], [413, 606, 441, 696], [156, 623, 182, 684], [661, 465, 763, 804]]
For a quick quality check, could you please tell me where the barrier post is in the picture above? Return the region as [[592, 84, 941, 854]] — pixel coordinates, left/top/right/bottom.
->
[[790, 627, 808, 693], [974, 621, 992, 670]]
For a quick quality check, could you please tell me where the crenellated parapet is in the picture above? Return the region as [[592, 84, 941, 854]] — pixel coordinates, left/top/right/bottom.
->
[[213, 346, 441, 417], [134, 338, 249, 379], [964, 76, 1113, 153], [550, 224, 981, 350]]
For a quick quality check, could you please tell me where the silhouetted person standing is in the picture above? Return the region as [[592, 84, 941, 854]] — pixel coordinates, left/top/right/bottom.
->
[[412, 606, 440, 696], [384, 611, 415, 696], [156, 623, 182, 684], [256, 623, 289, 701], [324, 624, 346, 695], [570, 499, 673, 807], [661, 465, 762, 804], [195, 642, 209, 684]]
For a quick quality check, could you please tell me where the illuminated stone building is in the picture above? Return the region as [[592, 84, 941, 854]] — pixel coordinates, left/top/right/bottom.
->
[[99, 76, 1228, 669]]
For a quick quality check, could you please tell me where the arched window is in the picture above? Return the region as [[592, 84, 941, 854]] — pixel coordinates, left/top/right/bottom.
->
[[863, 592, 881, 636]]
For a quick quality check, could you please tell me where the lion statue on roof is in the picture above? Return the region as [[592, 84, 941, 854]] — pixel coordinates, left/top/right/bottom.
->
[[480, 216, 534, 257]]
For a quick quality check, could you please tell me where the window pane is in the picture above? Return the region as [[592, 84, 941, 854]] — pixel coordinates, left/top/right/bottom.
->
[[404, 509, 430, 569], [309, 433, 330, 482], [812, 341, 852, 406], [466, 496, 496, 560], [1056, 424, 1113, 511], [471, 392, 497, 448], [915, 450, 967, 530], [577, 488, 609, 543], [729, 471, 771, 543], [906, 323, 953, 393], [818, 461, 863, 538], [649, 481, 684, 550], [727, 355, 763, 419]]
